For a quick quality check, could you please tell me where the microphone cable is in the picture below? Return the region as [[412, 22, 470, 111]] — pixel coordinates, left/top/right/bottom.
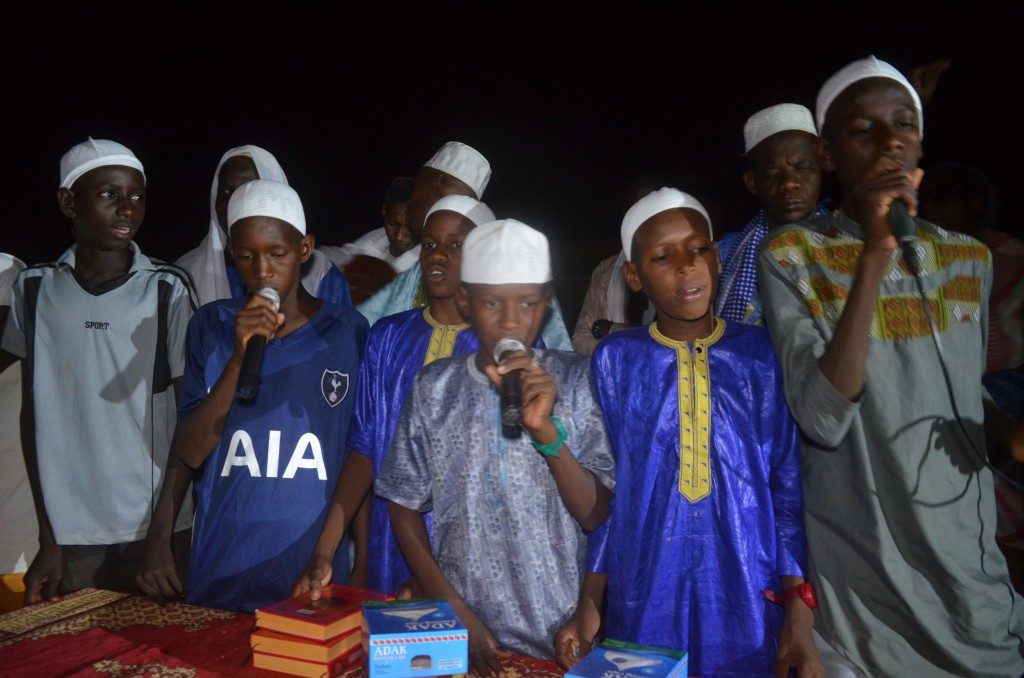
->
[[895, 204, 1024, 493]]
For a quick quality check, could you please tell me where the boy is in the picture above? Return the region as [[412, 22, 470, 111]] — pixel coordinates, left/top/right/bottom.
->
[[758, 56, 1024, 674], [292, 194, 496, 597], [716, 103, 828, 325], [174, 179, 367, 612], [356, 141, 573, 350], [558, 188, 821, 677], [376, 219, 614, 674], [2, 139, 196, 603]]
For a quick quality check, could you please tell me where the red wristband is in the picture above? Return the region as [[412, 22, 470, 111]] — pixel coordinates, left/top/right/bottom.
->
[[763, 582, 818, 609]]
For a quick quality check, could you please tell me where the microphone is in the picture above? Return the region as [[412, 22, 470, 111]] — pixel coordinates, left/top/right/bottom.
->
[[888, 199, 922, 276], [493, 338, 529, 434], [237, 287, 281, 400]]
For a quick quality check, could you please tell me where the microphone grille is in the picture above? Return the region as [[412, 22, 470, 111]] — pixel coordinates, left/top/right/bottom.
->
[[493, 337, 527, 363], [255, 287, 281, 312]]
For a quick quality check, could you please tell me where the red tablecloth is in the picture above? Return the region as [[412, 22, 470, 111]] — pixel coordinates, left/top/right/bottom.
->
[[0, 588, 565, 677]]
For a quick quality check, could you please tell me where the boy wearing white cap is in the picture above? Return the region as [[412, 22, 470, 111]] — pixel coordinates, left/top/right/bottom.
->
[[758, 56, 1024, 674], [292, 195, 508, 598], [1, 139, 197, 603], [357, 140, 573, 350], [376, 219, 614, 672], [716, 103, 828, 325], [171, 180, 368, 612], [558, 188, 820, 677]]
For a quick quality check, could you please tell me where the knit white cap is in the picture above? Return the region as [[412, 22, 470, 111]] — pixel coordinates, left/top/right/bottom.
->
[[423, 141, 492, 198], [424, 195, 496, 230], [461, 219, 551, 284], [621, 187, 712, 261], [743, 104, 817, 154], [227, 179, 306, 235], [816, 55, 923, 138], [60, 138, 145, 189]]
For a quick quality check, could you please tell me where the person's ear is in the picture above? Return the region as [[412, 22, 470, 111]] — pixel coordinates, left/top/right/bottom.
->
[[713, 242, 723, 276], [456, 285, 471, 317], [57, 188, 75, 219], [623, 260, 644, 294], [299, 234, 316, 263], [380, 203, 387, 221], [742, 170, 759, 197], [817, 138, 836, 173]]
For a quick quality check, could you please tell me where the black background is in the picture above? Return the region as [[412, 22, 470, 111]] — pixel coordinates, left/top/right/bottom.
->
[[3, 3, 1017, 273]]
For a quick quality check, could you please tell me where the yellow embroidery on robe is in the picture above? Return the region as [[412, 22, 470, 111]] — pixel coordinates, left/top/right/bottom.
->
[[423, 308, 469, 366], [650, 319, 725, 502]]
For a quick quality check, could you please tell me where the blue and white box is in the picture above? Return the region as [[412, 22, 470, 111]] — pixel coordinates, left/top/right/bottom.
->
[[566, 639, 688, 678], [363, 599, 468, 677]]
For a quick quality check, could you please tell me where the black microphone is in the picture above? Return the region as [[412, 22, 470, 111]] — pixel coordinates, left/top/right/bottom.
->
[[237, 287, 281, 400], [493, 338, 529, 435], [888, 199, 922, 276]]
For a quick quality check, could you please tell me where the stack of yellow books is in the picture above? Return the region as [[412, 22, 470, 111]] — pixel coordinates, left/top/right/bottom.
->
[[251, 585, 391, 677]]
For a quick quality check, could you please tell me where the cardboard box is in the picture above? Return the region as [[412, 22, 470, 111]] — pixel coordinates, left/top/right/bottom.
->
[[566, 639, 688, 677], [362, 599, 468, 677]]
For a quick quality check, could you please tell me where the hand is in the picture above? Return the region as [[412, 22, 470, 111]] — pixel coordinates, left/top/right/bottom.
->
[[554, 605, 601, 669], [24, 542, 64, 605], [453, 600, 509, 677], [292, 553, 333, 601], [483, 352, 558, 439], [134, 536, 183, 604], [775, 601, 824, 678], [232, 292, 284, 358], [851, 159, 924, 254], [394, 577, 423, 600]]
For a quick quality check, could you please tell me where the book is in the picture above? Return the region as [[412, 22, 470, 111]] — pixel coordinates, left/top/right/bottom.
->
[[362, 599, 468, 677], [255, 585, 391, 642], [566, 638, 688, 677], [252, 645, 363, 677], [250, 626, 361, 663]]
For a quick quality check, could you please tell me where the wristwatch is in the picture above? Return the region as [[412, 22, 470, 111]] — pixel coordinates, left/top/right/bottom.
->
[[763, 582, 818, 609], [591, 319, 612, 339]]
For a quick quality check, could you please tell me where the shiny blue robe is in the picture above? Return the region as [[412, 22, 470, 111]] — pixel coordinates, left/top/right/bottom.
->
[[589, 320, 806, 677], [348, 307, 479, 593]]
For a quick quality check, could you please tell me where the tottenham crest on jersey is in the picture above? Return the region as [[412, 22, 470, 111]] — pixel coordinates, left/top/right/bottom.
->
[[321, 370, 349, 407]]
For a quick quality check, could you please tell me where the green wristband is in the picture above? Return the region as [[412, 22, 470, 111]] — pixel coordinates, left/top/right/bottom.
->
[[531, 416, 567, 458]]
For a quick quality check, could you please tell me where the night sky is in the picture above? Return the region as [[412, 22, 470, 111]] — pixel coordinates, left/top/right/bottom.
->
[[4, 4, 1017, 277]]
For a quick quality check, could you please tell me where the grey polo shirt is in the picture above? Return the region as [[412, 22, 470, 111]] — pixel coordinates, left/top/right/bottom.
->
[[2, 243, 196, 545]]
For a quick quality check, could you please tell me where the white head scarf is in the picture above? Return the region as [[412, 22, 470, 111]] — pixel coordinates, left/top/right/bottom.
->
[[461, 219, 552, 285], [424, 141, 492, 198], [59, 138, 145, 189], [423, 195, 496, 230], [620, 188, 712, 261], [816, 55, 924, 138], [176, 145, 288, 305], [743, 104, 817, 154]]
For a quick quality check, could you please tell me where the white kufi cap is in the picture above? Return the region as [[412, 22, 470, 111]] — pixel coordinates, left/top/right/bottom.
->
[[423, 141, 492, 198], [60, 138, 145, 189], [461, 219, 552, 285], [424, 195, 496, 230], [743, 103, 817, 154], [621, 187, 711, 261], [227, 179, 306, 235], [816, 55, 923, 138]]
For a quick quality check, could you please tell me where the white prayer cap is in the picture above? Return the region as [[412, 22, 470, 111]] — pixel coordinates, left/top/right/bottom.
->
[[424, 195, 496, 230], [227, 179, 306, 235], [816, 55, 923, 138], [423, 141, 492, 199], [461, 219, 552, 285], [743, 104, 817, 154], [621, 188, 712, 261], [59, 138, 145, 189]]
